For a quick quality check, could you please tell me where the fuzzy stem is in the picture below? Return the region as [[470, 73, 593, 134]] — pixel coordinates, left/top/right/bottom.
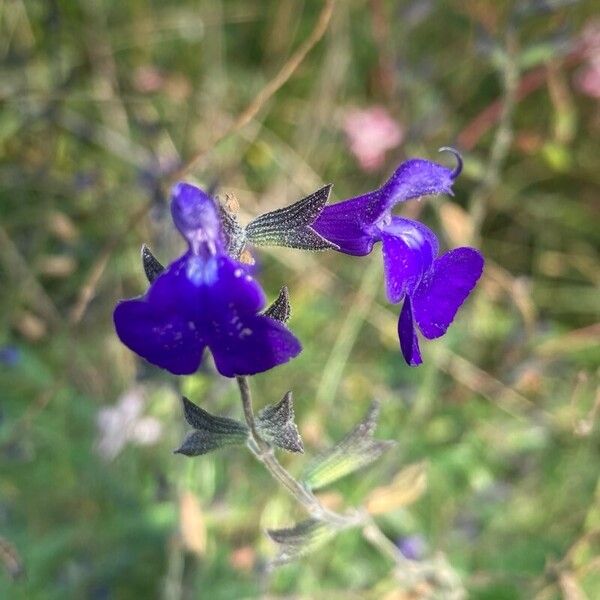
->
[[236, 376, 356, 528]]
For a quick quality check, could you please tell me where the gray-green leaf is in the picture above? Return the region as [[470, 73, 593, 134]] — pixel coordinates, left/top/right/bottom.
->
[[256, 391, 303, 453], [175, 429, 248, 456], [175, 397, 249, 457], [267, 518, 338, 566], [302, 402, 395, 490]]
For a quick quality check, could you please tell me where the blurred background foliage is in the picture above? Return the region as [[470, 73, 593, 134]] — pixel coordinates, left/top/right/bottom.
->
[[1, 0, 599, 598]]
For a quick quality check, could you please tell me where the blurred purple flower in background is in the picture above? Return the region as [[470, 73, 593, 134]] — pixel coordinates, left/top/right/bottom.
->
[[312, 151, 484, 365], [396, 534, 427, 561], [113, 183, 301, 377], [342, 106, 404, 172], [95, 386, 163, 461], [0, 345, 21, 367]]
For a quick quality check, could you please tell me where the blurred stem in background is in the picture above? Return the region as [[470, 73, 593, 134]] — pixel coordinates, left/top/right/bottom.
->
[[469, 27, 520, 242]]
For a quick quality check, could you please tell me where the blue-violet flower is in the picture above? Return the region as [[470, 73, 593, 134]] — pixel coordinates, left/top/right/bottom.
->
[[113, 183, 302, 377], [312, 151, 484, 365]]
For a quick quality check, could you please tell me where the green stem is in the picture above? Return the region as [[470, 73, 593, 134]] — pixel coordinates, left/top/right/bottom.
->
[[469, 28, 519, 242], [236, 376, 357, 528]]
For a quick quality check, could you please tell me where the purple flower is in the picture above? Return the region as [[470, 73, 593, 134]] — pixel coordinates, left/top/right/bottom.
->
[[312, 151, 484, 365], [312, 151, 460, 256], [113, 183, 301, 377], [0, 345, 21, 367], [396, 534, 427, 561], [389, 219, 483, 365]]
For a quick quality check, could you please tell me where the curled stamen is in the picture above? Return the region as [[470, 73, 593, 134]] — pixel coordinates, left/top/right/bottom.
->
[[438, 147, 463, 179]]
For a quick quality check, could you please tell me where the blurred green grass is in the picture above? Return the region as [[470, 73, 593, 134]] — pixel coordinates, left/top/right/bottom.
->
[[1, 1, 599, 598]]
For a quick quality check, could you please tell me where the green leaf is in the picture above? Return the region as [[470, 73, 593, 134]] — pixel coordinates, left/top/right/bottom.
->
[[174, 429, 248, 456], [302, 402, 395, 490], [256, 391, 303, 453], [175, 397, 249, 457], [267, 518, 338, 566]]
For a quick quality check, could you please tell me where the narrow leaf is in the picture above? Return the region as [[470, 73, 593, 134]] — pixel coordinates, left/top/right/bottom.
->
[[174, 429, 247, 456], [141, 244, 165, 283], [267, 519, 338, 566], [302, 402, 395, 490], [182, 396, 248, 435], [175, 397, 249, 457], [263, 287, 291, 324], [256, 391, 303, 453], [245, 185, 338, 251]]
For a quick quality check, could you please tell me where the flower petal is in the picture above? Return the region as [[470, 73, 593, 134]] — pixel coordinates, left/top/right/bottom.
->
[[398, 298, 422, 366], [412, 247, 484, 339], [209, 314, 302, 377], [196, 254, 302, 374], [114, 253, 271, 376], [380, 217, 438, 303], [378, 158, 456, 213], [207, 255, 266, 315], [311, 195, 377, 255], [113, 297, 206, 375], [170, 182, 224, 255], [312, 158, 456, 256]]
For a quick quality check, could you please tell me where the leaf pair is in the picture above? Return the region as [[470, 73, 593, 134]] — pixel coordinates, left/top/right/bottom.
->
[[175, 394, 303, 457]]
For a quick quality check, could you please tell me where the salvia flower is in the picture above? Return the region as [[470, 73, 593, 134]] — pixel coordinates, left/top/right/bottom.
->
[[387, 218, 483, 365], [113, 183, 301, 377], [311, 150, 484, 365], [312, 150, 461, 256]]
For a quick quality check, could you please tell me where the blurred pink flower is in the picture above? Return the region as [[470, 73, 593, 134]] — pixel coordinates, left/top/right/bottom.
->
[[343, 106, 404, 172], [579, 19, 600, 57], [574, 63, 600, 99], [133, 65, 165, 94], [95, 386, 163, 460], [574, 20, 600, 99]]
